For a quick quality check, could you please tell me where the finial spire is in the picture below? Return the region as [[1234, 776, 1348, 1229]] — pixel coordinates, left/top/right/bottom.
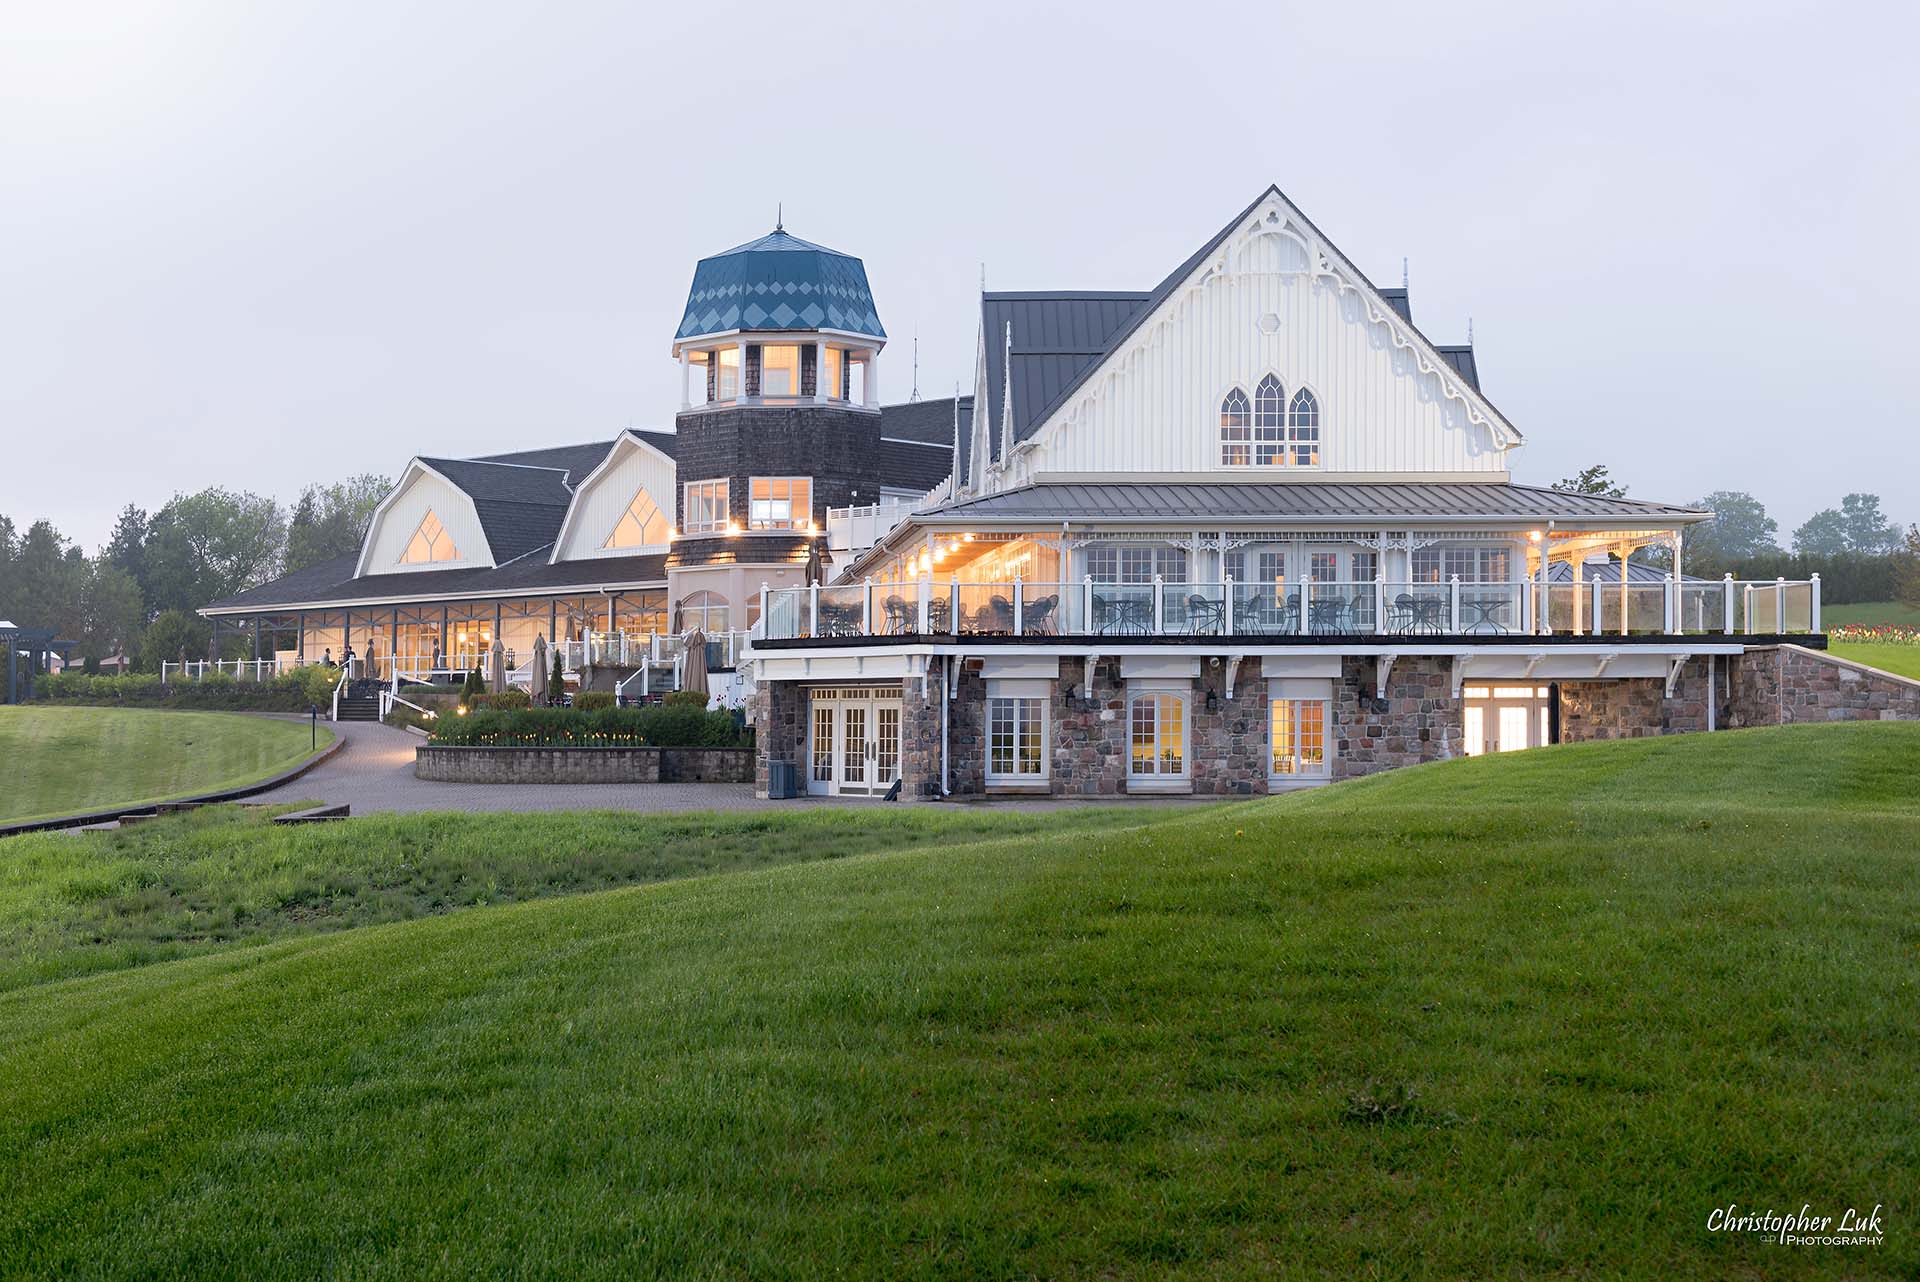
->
[[910, 329, 921, 402], [1402, 257, 1409, 290], [1467, 315, 1474, 344], [775, 202, 783, 233]]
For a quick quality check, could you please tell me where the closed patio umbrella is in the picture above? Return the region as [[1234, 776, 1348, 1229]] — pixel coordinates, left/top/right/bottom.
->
[[530, 634, 549, 704], [489, 638, 506, 694], [681, 628, 709, 700], [804, 540, 824, 586]]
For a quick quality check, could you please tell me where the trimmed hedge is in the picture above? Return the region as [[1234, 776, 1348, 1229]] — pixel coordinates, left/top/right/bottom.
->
[[31, 667, 341, 712], [429, 705, 749, 749], [467, 689, 532, 711], [573, 692, 615, 712]]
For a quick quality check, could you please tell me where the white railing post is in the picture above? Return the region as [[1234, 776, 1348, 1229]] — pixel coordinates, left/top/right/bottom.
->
[[917, 575, 931, 633], [1303, 580, 1313, 634], [948, 576, 959, 635], [862, 577, 873, 634], [1083, 575, 1094, 633], [1591, 579, 1602, 637], [1665, 575, 1676, 634], [1152, 575, 1165, 635], [1013, 576, 1024, 636], [1810, 573, 1822, 633], [1224, 576, 1235, 634], [1775, 576, 1786, 633], [1723, 573, 1735, 634], [1449, 575, 1462, 633], [809, 583, 819, 637], [760, 582, 769, 636], [1376, 576, 1388, 636]]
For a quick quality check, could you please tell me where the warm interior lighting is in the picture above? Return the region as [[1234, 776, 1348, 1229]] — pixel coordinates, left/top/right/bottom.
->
[[963, 533, 974, 542], [948, 541, 961, 555], [1529, 530, 1544, 543], [725, 521, 740, 535]]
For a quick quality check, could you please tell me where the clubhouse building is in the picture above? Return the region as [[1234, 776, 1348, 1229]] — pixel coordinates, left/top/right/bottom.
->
[[206, 184, 1840, 798]]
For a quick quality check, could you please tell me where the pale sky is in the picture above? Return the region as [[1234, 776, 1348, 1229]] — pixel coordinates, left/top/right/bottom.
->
[[3, 0, 1916, 551]]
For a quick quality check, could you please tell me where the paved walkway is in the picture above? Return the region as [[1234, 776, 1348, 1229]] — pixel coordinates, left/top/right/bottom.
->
[[252, 719, 1225, 816]]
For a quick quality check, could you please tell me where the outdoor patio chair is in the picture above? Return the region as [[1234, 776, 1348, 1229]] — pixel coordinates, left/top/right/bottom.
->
[[1022, 594, 1059, 635], [882, 595, 914, 634], [1185, 593, 1226, 635]]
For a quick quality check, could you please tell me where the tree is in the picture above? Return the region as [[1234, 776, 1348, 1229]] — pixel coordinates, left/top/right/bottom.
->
[[285, 474, 391, 573], [141, 488, 287, 615], [136, 609, 210, 672], [6, 519, 87, 638], [1552, 465, 1627, 497], [102, 504, 152, 618], [1793, 493, 1900, 556], [1685, 491, 1781, 570], [76, 561, 147, 665], [1897, 525, 1920, 610]]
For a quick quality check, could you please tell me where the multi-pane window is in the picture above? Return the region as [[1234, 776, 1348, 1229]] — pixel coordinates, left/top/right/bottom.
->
[[1412, 547, 1512, 583], [1224, 548, 1287, 586], [1221, 381, 1320, 466], [811, 704, 834, 783], [759, 345, 800, 397], [821, 347, 845, 400], [676, 590, 730, 633], [1254, 375, 1287, 464], [683, 480, 730, 534], [714, 348, 741, 401], [1352, 550, 1379, 582], [1288, 388, 1320, 465], [1270, 698, 1330, 777], [748, 477, 812, 530], [604, 489, 671, 549], [987, 686, 1048, 781], [1129, 692, 1187, 777], [400, 509, 460, 564], [1086, 545, 1188, 583], [1219, 388, 1251, 465], [1310, 552, 1339, 582]]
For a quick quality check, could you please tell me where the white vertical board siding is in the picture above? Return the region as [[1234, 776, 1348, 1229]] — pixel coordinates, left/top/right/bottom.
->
[[553, 438, 677, 561], [363, 468, 492, 571], [1011, 211, 1510, 487]]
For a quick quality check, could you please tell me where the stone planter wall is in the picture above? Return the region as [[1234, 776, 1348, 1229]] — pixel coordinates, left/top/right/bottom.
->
[[1730, 645, 1920, 727], [415, 745, 753, 785]]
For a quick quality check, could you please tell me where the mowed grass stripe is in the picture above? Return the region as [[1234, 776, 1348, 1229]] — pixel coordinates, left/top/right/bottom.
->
[[2, 723, 1917, 1279], [0, 706, 329, 823]]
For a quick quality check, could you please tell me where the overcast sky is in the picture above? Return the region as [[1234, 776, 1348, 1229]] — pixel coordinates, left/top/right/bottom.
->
[[3, 0, 1916, 551]]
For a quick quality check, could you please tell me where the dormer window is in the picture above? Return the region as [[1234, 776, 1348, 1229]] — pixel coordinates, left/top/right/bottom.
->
[[1219, 378, 1321, 467], [400, 509, 460, 564]]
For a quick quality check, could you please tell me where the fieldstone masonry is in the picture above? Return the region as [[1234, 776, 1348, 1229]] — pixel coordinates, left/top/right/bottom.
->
[[1558, 657, 1715, 740], [1050, 658, 1134, 797], [1729, 645, 1920, 726], [1332, 655, 1462, 779], [752, 679, 804, 797]]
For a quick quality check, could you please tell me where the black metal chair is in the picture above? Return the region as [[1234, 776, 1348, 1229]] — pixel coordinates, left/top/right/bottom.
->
[[1023, 594, 1059, 635], [1185, 593, 1226, 636]]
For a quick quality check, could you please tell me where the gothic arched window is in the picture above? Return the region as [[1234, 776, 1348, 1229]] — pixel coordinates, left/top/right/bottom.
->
[[1288, 388, 1320, 466], [1253, 375, 1286, 465], [1218, 388, 1251, 466]]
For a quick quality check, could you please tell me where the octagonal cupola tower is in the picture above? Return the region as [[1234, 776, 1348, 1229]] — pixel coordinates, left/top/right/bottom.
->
[[665, 223, 889, 631]]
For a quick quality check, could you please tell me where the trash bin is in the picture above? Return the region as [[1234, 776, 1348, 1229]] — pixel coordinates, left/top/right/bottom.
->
[[767, 759, 799, 800]]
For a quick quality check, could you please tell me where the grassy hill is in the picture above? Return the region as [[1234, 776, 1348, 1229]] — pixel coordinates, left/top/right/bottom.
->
[[1824, 599, 1920, 628], [0, 706, 330, 824], [3, 724, 1917, 1279]]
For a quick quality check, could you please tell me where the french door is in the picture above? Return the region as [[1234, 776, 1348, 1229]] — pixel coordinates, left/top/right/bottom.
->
[[1462, 684, 1551, 756], [806, 685, 904, 796]]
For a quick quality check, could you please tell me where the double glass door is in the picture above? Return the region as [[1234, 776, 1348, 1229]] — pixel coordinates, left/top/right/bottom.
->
[[807, 686, 903, 796], [1463, 684, 1551, 755]]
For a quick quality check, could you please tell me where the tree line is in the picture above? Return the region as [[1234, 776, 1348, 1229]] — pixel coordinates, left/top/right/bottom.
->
[[1553, 467, 1919, 605], [0, 475, 388, 671]]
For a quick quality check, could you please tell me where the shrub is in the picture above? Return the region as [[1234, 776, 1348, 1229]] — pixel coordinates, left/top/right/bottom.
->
[[427, 705, 748, 749], [31, 666, 338, 712], [663, 689, 710, 708], [574, 691, 615, 712], [469, 689, 532, 711]]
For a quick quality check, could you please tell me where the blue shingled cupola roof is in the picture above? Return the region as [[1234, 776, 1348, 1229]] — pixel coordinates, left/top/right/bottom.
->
[[675, 228, 887, 342]]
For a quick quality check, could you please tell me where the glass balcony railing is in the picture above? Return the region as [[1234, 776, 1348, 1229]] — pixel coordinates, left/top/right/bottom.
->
[[755, 576, 1826, 641]]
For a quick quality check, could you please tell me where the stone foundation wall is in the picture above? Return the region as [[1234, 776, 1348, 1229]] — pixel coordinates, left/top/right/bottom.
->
[[1190, 658, 1270, 796], [1730, 645, 1920, 726], [752, 680, 804, 797], [1557, 657, 1716, 741], [1050, 658, 1132, 797], [415, 745, 753, 784], [900, 663, 986, 799], [1332, 655, 1463, 779]]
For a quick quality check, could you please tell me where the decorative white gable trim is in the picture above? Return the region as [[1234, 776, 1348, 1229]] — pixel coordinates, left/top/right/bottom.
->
[[548, 430, 677, 562], [354, 460, 496, 577], [995, 188, 1525, 493]]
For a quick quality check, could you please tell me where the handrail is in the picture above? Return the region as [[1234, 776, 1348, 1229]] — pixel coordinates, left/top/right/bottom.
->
[[757, 575, 1825, 641], [330, 670, 349, 722]]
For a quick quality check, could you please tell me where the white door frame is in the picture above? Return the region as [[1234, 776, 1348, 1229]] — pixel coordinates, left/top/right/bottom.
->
[[805, 685, 904, 796]]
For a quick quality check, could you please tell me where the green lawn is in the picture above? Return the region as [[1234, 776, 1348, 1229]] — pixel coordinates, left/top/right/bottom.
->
[[3, 725, 1918, 1278], [1829, 641, 1920, 681], [0, 706, 332, 824], [1823, 599, 1920, 628]]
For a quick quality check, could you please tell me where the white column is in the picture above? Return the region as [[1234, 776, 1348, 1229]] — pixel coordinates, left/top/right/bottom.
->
[[680, 350, 691, 410], [813, 340, 827, 404], [736, 339, 750, 402], [864, 352, 879, 408]]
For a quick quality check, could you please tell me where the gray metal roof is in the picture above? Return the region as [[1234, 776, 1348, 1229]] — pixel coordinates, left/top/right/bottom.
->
[[417, 458, 575, 563], [1434, 346, 1480, 391], [878, 396, 972, 446], [915, 481, 1710, 525]]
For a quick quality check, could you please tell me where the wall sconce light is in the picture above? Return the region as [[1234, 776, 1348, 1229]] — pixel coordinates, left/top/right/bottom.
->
[[1206, 689, 1219, 714]]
